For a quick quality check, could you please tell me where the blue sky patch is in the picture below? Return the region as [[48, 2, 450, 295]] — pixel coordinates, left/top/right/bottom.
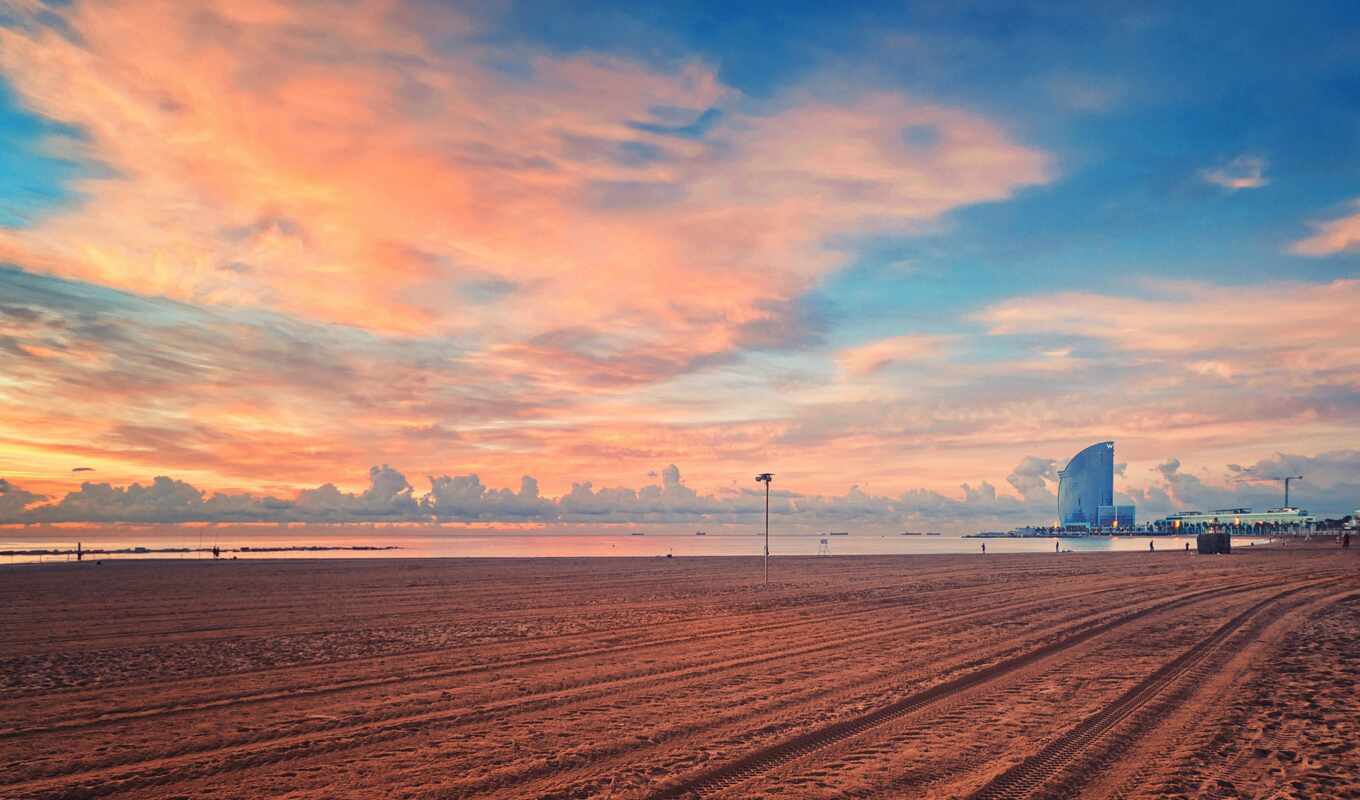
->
[[0, 78, 85, 228]]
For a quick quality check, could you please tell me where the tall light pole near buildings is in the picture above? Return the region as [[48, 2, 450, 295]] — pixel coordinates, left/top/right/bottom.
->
[[755, 473, 773, 585], [1274, 475, 1303, 508]]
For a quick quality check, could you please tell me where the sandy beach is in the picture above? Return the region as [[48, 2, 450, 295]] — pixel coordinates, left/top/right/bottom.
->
[[2, 549, 1357, 799]]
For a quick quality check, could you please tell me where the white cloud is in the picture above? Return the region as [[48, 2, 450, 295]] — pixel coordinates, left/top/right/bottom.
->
[[1199, 155, 1268, 190], [1123, 451, 1360, 518], [35, 476, 205, 523], [426, 474, 553, 520], [1006, 456, 1058, 503], [292, 465, 422, 521]]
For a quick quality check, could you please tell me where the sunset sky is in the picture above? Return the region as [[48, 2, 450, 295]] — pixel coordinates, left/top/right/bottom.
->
[[1, 0, 1358, 528]]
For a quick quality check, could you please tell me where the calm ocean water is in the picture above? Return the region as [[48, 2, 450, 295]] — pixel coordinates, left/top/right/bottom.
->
[[0, 526, 1271, 564]]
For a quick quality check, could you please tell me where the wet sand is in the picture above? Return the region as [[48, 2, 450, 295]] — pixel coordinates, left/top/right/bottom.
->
[[2, 549, 1357, 799]]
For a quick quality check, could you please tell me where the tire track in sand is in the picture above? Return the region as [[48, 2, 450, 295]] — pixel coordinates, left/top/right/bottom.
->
[[2, 575, 1143, 741], [5, 580, 1178, 793], [964, 579, 1339, 800], [628, 578, 1313, 799]]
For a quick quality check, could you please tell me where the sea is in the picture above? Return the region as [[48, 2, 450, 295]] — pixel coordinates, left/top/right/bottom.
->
[[0, 526, 1273, 565]]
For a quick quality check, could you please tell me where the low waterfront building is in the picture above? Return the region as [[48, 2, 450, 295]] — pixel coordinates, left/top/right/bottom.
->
[[1155, 507, 1315, 532]]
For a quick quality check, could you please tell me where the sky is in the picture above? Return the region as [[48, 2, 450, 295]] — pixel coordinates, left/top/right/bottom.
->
[[1, 0, 1358, 531]]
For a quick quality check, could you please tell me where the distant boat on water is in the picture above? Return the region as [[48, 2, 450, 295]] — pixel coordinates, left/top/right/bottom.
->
[[900, 531, 923, 536], [828, 531, 849, 536], [630, 532, 645, 536], [695, 531, 707, 536]]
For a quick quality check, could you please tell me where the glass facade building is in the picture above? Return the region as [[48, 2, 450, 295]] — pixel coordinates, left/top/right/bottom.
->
[[1096, 504, 1136, 528], [1057, 441, 1114, 528]]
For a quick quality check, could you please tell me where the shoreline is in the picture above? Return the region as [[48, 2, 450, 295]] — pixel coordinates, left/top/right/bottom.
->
[[0, 544, 401, 558], [6, 540, 1346, 569]]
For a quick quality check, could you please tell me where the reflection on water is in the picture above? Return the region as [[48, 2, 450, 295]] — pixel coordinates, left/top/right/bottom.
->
[[0, 527, 1271, 565]]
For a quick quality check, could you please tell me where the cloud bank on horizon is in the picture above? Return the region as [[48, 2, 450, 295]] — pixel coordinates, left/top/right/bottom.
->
[[0, 0, 1358, 524], [3, 453, 1358, 530]]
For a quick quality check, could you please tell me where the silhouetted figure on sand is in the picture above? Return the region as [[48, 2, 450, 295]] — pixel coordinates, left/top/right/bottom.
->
[[1055, 540, 1060, 553], [981, 543, 986, 554], [1149, 540, 1155, 552], [1344, 532, 1351, 549]]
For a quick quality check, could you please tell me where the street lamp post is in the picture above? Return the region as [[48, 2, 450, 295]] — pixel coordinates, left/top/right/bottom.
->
[[755, 473, 773, 585]]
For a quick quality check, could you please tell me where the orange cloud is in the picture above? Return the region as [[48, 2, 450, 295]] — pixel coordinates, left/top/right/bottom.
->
[[1290, 200, 1360, 256], [0, 0, 1047, 363], [979, 279, 1359, 356], [838, 334, 952, 376], [0, 1, 1054, 508]]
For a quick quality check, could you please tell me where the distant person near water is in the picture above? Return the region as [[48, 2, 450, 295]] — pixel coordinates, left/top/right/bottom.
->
[[1344, 532, 1351, 549], [1149, 540, 1155, 552], [981, 543, 986, 554], [1055, 540, 1060, 553]]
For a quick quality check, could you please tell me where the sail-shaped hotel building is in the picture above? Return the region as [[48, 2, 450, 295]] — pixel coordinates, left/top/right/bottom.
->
[[1057, 441, 1134, 529]]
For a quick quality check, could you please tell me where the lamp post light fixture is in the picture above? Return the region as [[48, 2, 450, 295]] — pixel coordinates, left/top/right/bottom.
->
[[755, 473, 773, 585]]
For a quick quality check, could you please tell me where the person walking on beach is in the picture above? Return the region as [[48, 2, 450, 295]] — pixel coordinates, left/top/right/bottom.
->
[[981, 543, 986, 554], [1344, 531, 1351, 549], [1055, 540, 1060, 553], [1149, 539, 1155, 552]]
